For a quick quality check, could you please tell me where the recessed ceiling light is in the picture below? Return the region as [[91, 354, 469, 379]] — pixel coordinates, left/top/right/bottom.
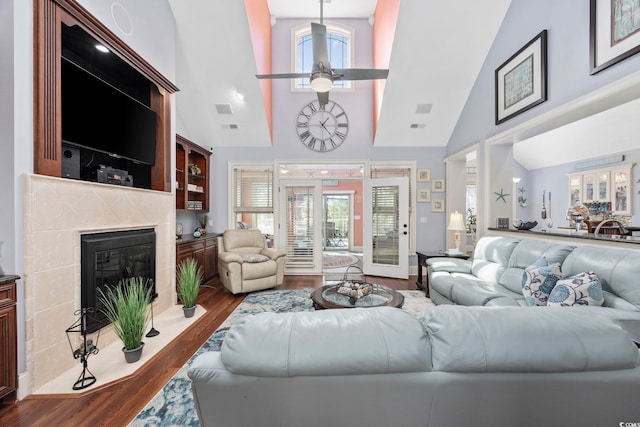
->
[[95, 44, 109, 53], [320, 170, 329, 174], [235, 91, 245, 101]]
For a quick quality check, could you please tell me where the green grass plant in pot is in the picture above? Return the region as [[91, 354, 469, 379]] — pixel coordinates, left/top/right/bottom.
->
[[99, 277, 151, 363], [177, 257, 202, 318]]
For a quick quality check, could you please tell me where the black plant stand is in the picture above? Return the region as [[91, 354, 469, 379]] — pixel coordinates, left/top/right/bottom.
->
[[146, 280, 159, 338], [66, 308, 100, 390]]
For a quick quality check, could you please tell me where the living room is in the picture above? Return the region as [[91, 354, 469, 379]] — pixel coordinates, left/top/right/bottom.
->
[[2, 0, 640, 425]]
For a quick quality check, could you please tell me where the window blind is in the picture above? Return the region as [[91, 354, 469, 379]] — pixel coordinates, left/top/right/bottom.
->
[[233, 168, 273, 213]]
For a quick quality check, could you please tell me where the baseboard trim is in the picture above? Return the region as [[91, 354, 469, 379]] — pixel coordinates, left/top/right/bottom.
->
[[17, 371, 30, 400]]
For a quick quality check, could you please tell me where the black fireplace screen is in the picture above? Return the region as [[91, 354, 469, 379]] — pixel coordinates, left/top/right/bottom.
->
[[81, 228, 156, 334]]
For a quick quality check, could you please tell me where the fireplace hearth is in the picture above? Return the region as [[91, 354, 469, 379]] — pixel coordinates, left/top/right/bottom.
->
[[81, 229, 156, 334]]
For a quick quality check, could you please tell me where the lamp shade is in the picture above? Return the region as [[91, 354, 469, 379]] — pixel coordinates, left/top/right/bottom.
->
[[447, 211, 466, 231], [310, 73, 333, 92]]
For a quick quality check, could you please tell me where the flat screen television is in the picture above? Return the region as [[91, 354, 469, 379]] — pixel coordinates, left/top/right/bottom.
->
[[61, 58, 157, 166]]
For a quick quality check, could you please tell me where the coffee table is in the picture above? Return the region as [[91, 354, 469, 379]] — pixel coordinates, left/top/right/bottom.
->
[[311, 284, 404, 310]]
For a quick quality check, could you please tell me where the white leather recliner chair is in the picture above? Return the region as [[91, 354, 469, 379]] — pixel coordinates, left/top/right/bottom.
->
[[217, 229, 286, 294]]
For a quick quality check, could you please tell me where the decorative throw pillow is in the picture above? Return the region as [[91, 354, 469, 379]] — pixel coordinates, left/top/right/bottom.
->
[[241, 254, 269, 263], [547, 271, 604, 307], [521, 257, 562, 306]]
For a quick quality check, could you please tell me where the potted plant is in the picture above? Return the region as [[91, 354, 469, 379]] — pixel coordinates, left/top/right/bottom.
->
[[199, 214, 208, 234], [177, 257, 203, 318], [99, 277, 151, 363]]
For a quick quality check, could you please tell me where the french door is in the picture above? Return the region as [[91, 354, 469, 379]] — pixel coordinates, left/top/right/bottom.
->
[[363, 177, 409, 279], [279, 180, 323, 274]]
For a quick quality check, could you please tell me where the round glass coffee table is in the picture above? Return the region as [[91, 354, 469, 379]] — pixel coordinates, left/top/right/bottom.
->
[[311, 284, 404, 309]]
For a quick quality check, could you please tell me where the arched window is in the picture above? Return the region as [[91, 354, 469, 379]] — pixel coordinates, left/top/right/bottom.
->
[[293, 23, 353, 90]]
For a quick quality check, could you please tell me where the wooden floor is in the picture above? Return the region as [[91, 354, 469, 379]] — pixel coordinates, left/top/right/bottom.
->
[[0, 274, 417, 427]]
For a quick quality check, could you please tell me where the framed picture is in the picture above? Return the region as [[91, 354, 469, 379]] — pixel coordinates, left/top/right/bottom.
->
[[432, 179, 445, 192], [590, 0, 640, 74], [496, 217, 510, 230], [417, 168, 431, 182], [432, 199, 445, 213], [417, 188, 431, 203], [495, 30, 547, 125]]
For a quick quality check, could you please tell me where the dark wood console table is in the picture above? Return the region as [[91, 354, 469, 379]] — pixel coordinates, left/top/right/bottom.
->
[[416, 251, 469, 296]]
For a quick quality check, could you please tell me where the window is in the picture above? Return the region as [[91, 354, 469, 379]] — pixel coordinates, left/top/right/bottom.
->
[[293, 23, 353, 90], [232, 166, 274, 235]]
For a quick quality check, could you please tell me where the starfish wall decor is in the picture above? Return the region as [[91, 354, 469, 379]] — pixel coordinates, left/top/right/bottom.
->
[[494, 188, 509, 203]]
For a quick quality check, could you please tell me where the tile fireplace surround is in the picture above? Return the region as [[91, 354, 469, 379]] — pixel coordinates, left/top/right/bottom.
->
[[23, 174, 176, 394]]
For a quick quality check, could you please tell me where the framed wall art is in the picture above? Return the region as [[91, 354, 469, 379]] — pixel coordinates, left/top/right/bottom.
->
[[432, 199, 445, 213], [590, 0, 640, 74], [495, 30, 547, 125], [417, 188, 431, 203], [417, 168, 431, 182], [432, 179, 445, 192]]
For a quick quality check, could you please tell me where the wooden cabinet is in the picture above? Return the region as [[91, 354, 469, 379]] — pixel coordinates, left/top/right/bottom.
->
[[203, 238, 218, 283], [0, 276, 18, 404], [176, 135, 211, 212], [176, 235, 219, 299], [568, 164, 633, 215]]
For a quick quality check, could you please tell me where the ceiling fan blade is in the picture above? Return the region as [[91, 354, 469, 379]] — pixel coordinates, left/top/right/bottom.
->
[[316, 90, 329, 106], [333, 68, 389, 81], [311, 22, 329, 65], [256, 73, 310, 79]]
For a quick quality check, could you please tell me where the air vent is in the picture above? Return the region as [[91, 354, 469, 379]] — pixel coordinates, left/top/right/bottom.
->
[[415, 104, 432, 114], [215, 103, 233, 114], [222, 124, 239, 130], [410, 123, 426, 129]]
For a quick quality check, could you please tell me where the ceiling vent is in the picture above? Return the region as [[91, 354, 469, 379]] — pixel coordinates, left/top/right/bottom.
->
[[415, 104, 432, 114], [222, 124, 239, 130], [215, 103, 234, 114], [410, 123, 426, 129]]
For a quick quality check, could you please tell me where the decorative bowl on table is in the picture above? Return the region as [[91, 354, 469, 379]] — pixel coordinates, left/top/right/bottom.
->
[[513, 220, 538, 230]]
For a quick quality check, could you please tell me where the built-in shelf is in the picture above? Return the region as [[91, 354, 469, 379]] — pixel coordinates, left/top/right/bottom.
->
[[176, 135, 210, 212]]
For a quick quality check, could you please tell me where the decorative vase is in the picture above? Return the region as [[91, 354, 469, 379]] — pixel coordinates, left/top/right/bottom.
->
[[183, 306, 196, 318], [123, 342, 144, 363]]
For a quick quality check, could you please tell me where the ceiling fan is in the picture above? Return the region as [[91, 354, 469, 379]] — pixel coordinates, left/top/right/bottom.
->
[[255, 1, 389, 105]]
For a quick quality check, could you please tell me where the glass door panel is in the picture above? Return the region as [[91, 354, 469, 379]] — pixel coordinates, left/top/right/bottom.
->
[[597, 172, 609, 202], [612, 168, 631, 215], [323, 194, 350, 250], [285, 186, 314, 266]]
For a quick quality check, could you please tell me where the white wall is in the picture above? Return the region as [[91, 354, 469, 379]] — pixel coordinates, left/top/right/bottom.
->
[[449, 0, 640, 154]]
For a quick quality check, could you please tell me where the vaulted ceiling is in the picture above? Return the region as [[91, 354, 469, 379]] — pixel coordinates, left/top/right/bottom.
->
[[168, 0, 512, 149]]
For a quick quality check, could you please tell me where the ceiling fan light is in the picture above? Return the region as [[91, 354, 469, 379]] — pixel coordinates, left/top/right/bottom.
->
[[310, 73, 333, 92]]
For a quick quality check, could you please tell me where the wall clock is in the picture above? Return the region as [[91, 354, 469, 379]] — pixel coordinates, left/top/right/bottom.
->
[[296, 100, 349, 152]]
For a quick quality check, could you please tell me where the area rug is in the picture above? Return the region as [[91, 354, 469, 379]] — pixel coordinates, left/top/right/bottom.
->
[[129, 289, 433, 426], [322, 252, 359, 269]]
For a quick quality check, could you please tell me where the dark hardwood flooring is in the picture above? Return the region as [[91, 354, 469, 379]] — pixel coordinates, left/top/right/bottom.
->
[[0, 274, 417, 427]]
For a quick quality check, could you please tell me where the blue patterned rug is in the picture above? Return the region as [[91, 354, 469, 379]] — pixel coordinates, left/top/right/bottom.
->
[[128, 288, 431, 426]]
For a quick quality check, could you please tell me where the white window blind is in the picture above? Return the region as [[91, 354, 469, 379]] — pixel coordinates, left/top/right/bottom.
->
[[370, 167, 412, 209], [370, 166, 414, 253], [233, 168, 273, 213], [285, 186, 315, 266], [371, 185, 399, 265]]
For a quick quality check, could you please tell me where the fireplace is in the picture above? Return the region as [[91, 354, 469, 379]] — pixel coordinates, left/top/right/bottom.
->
[[81, 228, 156, 334]]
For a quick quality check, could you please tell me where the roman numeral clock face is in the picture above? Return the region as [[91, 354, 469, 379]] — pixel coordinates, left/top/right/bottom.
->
[[296, 100, 349, 152]]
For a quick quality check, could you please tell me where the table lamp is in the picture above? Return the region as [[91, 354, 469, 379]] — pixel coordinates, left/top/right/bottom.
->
[[447, 211, 466, 255]]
